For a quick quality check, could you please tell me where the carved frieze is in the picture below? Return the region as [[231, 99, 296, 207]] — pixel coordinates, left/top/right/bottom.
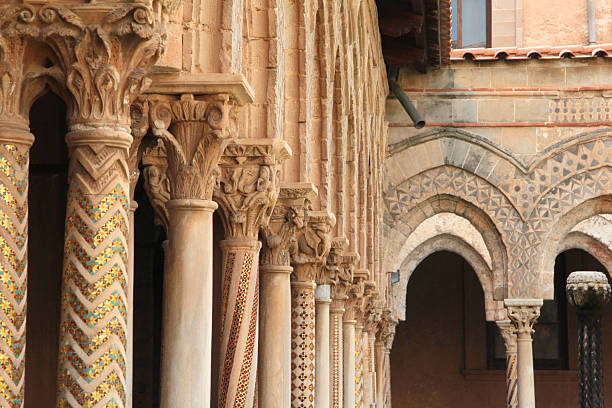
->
[[260, 182, 317, 266], [291, 210, 335, 282], [214, 138, 291, 241]]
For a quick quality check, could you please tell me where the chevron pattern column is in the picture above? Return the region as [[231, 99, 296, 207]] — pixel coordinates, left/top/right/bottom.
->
[[497, 320, 518, 408], [215, 139, 290, 408], [0, 132, 33, 408]]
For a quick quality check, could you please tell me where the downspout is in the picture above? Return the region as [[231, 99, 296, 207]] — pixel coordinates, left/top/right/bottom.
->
[[588, 0, 596, 44], [388, 78, 426, 129]]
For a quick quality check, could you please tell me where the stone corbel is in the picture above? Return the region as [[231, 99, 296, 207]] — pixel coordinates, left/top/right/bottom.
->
[[260, 182, 317, 267], [291, 210, 336, 282], [214, 138, 291, 241]]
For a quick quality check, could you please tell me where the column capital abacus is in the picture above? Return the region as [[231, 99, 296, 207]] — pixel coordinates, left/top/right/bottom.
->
[[214, 138, 291, 241], [290, 210, 335, 282], [504, 299, 543, 339], [260, 182, 317, 266]]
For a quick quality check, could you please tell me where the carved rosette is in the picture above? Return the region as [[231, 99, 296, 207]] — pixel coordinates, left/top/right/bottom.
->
[[496, 320, 518, 408], [260, 183, 316, 267], [214, 139, 291, 241]]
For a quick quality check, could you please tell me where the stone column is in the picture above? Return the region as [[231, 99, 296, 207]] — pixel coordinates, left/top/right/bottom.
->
[[215, 139, 290, 408], [290, 211, 335, 408], [315, 284, 331, 408], [329, 251, 358, 408], [363, 300, 383, 408], [343, 279, 365, 408], [566, 271, 611, 408], [505, 299, 543, 408], [259, 182, 316, 408], [497, 320, 518, 408], [0, 11, 35, 406], [47, 7, 163, 407], [375, 310, 396, 408], [145, 94, 235, 408]]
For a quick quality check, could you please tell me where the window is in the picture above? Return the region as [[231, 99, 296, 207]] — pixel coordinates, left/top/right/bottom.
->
[[451, 0, 491, 48]]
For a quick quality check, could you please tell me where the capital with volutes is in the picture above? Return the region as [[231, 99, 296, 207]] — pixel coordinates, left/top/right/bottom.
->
[[260, 182, 317, 266], [291, 210, 335, 283], [504, 299, 543, 340], [214, 138, 291, 241]]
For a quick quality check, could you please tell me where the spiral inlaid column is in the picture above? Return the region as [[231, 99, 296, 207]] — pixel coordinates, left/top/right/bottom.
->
[[56, 129, 132, 407], [0, 129, 32, 408], [355, 328, 364, 408], [497, 320, 518, 408]]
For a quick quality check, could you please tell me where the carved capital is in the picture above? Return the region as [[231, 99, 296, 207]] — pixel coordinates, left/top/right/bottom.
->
[[128, 97, 150, 197], [378, 309, 398, 350], [142, 138, 170, 230], [36, 4, 164, 126], [153, 0, 186, 23], [148, 93, 236, 201], [566, 271, 611, 311], [496, 319, 517, 354], [321, 237, 348, 285], [365, 298, 384, 334], [344, 277, 366, 321], [260, 182, 317, 266], [291, 210, 335, 282], [214, 138, 291, 240], [331, 251, 359, 301], [504, 299, 543, 339]]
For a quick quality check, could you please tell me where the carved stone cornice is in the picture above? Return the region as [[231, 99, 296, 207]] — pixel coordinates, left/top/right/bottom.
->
[[496, 319, 517, 354], [214, 138, 291, 241], [260, 182, 317, 266], [35, 4, 164, 127], [291, 210, 335, 283], [148, 93, 236, 202], [504, 299, 543, 339]]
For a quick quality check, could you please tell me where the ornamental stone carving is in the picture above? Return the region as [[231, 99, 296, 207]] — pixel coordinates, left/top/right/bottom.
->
[[214, 138, 291, 240], [332, 251, 359, 301], [142, 138, 171, 230], [260, 182, 317, 266], [291, 211, 336, 282], [149, 93, 236, 201], [505, 299, 542, 337]]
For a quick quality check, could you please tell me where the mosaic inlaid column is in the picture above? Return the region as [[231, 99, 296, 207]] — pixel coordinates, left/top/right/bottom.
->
[[355, 325, 364, 408], [51, 7, 163, 406], [215, 139, 290, 408], [314, 284, 331, 408], [259, 183, 315, 408], [146, 94, 234, 408], [290, 212, 334, 408], [505, 299, 542, 408], [497, 320, 518, 408], [0, 9, 42, 407], [330, 252, 358, 408], [0, 126, 32, 408]]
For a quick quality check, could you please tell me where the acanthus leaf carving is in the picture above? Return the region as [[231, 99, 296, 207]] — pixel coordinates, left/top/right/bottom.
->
[[505, 300, 542, 338], [214, 139, 291, 241], [149, 93, 236, 201]]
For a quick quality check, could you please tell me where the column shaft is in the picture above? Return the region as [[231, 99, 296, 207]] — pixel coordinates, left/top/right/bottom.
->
[[126, 201, 137, 408], [56, 130, 132, 407], [497, 320, 518, 408], [315, 285, 331, 408], [330, 306, 345, 408], [258, 265, 293, 408], [343, 320, 356, 408], [160, 199, 216, 407], [218, 240, 261, 408], [355, 327, 364, 408], [291, 280, 316, 408], [374, 343, 384, 408], [0, 128, 32, 408]]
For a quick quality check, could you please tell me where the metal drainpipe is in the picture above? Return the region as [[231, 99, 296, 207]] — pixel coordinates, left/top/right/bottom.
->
[[588, 0, 597, 44], [388, 79, 426, 129]]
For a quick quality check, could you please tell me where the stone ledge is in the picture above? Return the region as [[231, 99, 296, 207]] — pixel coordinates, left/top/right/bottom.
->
[[147, 72, 255, 106]]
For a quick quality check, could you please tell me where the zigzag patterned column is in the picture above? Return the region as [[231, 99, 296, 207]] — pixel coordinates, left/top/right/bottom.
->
[[215, 139, 290, 408], [56, 129, 132, 407], [355, 327, 364, 408], [497, 320, 518, 408], [0, 129, 33, 408]]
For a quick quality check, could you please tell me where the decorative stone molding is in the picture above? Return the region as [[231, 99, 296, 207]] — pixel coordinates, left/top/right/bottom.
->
[[148, 93, 236, 201], [260, 182, 317, 266], [214, 138, 291, 241], [504, 299, 542, 338], [291, 211, 336, 282]]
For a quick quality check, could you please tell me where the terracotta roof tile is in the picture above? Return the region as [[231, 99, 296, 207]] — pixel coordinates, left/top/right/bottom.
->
[[451, 44, 612, 61]]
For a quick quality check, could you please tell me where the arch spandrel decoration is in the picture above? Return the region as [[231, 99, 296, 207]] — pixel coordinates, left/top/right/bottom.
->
[[385, 129, 612, 298]]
